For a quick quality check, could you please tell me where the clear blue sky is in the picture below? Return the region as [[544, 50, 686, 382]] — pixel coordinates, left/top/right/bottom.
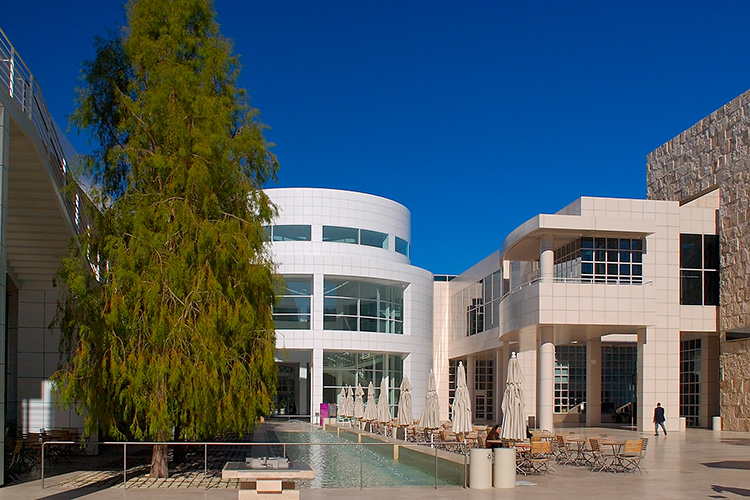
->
[[3, 1, 750, 274]]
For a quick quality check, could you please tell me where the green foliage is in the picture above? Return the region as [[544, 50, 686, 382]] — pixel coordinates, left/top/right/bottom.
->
[[56, 0, 279, 442]]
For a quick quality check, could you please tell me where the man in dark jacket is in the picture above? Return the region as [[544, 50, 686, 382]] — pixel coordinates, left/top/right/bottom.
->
[[653, 402, 667, 436]]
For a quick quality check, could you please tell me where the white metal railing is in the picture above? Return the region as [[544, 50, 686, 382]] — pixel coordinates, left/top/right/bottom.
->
[[499, 275, 653, 304], [0, 26, 84, 233]]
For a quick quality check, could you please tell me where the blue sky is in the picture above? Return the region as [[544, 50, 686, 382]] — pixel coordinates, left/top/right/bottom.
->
[[3, 1, 750, 274]]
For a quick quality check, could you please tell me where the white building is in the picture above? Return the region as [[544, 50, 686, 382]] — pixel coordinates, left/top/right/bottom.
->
[[265, 188, 434, 420], [270, 188, 720, 435]]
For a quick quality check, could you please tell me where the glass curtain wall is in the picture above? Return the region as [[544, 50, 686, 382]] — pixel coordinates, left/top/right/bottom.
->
[[602, 345, 637, 411], [273, 276, 312, 329], [324, 278, 404, 334], [322, 351, 404, 413], [680, 338, 701, 427], [555, 237, 644, 284], [555, 346, 586, 413], [456, 270, 506, 337]]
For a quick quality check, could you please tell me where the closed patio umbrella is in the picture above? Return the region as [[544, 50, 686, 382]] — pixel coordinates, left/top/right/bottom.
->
[[337, 387, 346, 419], [344, 385, 354, 418], [397, 376, 413, 427], [421, 370, 440, 429], [451, 361, 473, 437], [421, 370, 440, 443], [363, 381, 378, 428], [377, 376, 391, 433], [500, 352, 526, 441], [354, 383, 365, 420]]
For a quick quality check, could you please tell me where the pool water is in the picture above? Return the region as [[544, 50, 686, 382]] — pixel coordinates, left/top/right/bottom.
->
[[267, 422, 454, 488]]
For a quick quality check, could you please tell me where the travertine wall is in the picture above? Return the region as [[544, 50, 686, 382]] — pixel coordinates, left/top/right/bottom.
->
[[646, 88, 750, 431]]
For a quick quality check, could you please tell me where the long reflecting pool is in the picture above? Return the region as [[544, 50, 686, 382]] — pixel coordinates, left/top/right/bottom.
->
[[267, 421, 456, 488]]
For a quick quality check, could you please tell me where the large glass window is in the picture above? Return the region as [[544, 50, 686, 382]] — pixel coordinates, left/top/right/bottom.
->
[[322, 351, 404, 415], [323, 226, 359, 244], [601, 345, 637, 411], [273, 276, 312, 329], [474, 359, 494, 421], [574, 237, 644, 284], [555, 346, 586, 413], [263, 225, 311, 242], [395, 237, 410, 257], [680, 338, 701, 427], [461, 270, 506, 336], [360, 229, 388, 249], [680, 234, 719, 305], [324, 278, 404, 334]]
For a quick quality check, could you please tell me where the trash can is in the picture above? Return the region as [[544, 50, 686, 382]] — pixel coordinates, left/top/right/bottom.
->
[[679, 416, 686, 432], [493, 448, 516, 488], [469, 448, 493, 489], [713, 416, 722, 431]]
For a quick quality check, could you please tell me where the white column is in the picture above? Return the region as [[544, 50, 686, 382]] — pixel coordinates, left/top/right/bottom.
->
[[0, 105, 9, 485], [586, 338, 602, 427], [539, 235, 554, 281], [496, 343, 508, 423], [536, 326, 555, 431], [312, 348, 324, 424], [467, 354, 476, 421]]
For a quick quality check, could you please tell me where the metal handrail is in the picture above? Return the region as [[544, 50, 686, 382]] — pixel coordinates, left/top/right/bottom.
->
[[0, 26, 84, 233], [41, 439, 470, 490], [499, 275, 654, 304]]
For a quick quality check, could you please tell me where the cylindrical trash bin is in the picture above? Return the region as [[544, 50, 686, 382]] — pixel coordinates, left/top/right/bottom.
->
[[679, 416, 686, 432], [713, 416, 722, 431], [493, 448, 516, 488], [469, 448, 493, 489]]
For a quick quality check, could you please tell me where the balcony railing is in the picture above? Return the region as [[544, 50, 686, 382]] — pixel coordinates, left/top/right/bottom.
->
[[0, 26, 84, 233]]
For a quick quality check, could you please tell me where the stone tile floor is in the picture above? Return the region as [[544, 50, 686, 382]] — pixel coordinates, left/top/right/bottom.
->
[[2, 426, 750, 499]]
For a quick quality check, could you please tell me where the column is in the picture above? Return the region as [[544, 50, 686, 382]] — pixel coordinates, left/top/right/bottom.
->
[[586, 338, 602, 426], [539, 235, 554, 281], [536, 326, 555, 431], [496, 343, 508, 423], [467, 354, 476, 421], [637, 326, 680, 432], [0, 106, 9, 486], [312, 348, 323, 424]]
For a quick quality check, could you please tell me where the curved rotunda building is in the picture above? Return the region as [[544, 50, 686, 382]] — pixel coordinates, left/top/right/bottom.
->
[[265, 188, 434, 420]]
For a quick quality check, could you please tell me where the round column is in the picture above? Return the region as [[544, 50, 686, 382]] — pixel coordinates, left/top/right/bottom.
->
[[537, 326, 555, 432]]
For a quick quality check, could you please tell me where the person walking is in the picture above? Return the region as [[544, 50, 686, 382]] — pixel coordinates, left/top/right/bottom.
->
[[653, 402, 667, 436]]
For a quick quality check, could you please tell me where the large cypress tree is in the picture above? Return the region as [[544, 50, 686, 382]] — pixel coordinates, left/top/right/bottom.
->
[[55, 0, 279, 477]]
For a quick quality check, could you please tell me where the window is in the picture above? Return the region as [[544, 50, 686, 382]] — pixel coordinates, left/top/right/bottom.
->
[[555, 346, 586, 413], [323, 352, 403, 414], [263, 225, 311, 242], [575, 237, 643, 284], [680, 339, 701, 427], [461, 270, 505, 336], [273, 276, 312, 329], [360, 229, 388, 249], [680, 234, 719, 305], [324, 278, 404, 334], [395, 237, 410, 257], [601, 345, 637, 411], [323, 226, 359, 244]]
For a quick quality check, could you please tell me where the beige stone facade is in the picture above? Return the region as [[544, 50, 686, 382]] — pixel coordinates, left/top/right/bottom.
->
[[646, 88, 750, 432]]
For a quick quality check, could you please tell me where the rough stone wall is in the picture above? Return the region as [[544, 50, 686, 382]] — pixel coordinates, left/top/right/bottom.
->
[[646, 88, 750, 432]]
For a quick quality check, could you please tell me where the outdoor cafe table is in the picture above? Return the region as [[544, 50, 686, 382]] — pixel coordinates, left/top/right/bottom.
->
[[599, 439, 625, 472], [222, 461, 315, 500], [564, 436, 588, 466]]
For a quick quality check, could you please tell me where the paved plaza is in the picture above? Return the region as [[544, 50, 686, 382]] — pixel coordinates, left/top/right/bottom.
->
[[0, 427, 749, 499]]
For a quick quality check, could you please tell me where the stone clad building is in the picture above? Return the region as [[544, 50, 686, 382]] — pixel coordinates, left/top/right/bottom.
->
[[647, 89, 750, 432]]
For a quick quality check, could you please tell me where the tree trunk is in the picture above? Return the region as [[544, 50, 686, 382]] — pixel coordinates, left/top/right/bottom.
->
[[150, 443, 169, 478]]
